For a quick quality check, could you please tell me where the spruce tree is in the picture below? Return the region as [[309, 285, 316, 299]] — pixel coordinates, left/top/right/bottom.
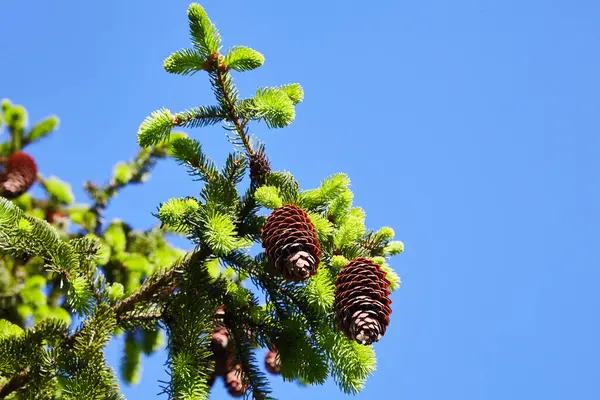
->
[[0, 3, 404, 399]]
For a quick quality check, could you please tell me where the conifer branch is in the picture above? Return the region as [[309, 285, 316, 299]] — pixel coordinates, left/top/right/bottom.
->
[[118, 311, 163, 323], [86, 147, 167, 235], [0, 368, 30, 398], [113, 265, 179, 316], [213, 66, 254, 155]]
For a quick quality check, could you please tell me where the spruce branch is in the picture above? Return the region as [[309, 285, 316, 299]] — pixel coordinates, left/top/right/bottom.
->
[[86, 147, 166, 235], [172, 106, 226, 129], [113, 265, 179, 316], [0, 368, 29, 398], [212, 66, 254, 155], [117, 311, 163, 323], [164, 48, 207, 75], [187, 3, 221, 57], [223, 46, 265, 72]]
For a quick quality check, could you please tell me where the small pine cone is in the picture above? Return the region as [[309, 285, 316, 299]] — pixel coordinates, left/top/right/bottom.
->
[[211, 327, 229, 354], [249, 150, 271, 186], [210, 308, 231, 376], [261, 204, 321, 282], [0, 151, 37, 199], [264, 350, 280, 375], [335, 257, 392, 345], [225, 364, 248, 398]]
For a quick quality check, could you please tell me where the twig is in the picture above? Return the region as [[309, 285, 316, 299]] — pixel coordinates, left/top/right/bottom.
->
[[86, 148, 166, 235], [0, 368, 30, 398], [118, 311, 163, 323], [214, 63, 254, 156]]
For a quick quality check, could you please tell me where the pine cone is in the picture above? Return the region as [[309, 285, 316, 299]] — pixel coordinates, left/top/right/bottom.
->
[[261, 204, 321, 282], [249, 150, 271, 186], [264, 350, 280, 375], [210, 306, 231, 377], [335, 258, 392, 345], [0, 151, 37, 199], [225, 364, 248, 397], [211, 326, 230, 376]]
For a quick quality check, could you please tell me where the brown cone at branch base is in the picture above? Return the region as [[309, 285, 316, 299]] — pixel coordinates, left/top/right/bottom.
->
[[264, 350, 280, 375], [249, 150, 271, 186], [0, 151, 37, 199], [261, 204, 321, 282], [335, 257, 392, 345]]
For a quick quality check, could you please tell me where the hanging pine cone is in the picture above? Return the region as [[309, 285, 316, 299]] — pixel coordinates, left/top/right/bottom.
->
[[225, 364, 248, 398], [249, 150, 271, 186], [0, 151, 37, 199], [264, 350, 280, 375], [335, 257, 392, 345], [261, 204, 321, 282], [211, 326, 230, 376]]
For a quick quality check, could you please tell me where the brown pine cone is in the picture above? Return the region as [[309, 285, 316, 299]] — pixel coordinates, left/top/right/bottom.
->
[[225, 364, 248, 397], [264, 350, 280, 375], [211, 326, 230, 376], [335, 257, 392, 345], [261, 204, 321, 282], [0, 151, 37, 199], [249, 149, 271, 186]]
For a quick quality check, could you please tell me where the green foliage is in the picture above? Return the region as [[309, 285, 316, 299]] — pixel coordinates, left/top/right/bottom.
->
[[104, 221, 127, 253], [381, 264, 401, 291], [121, 334, 142, 385], [276, 318, 328, 385], [4, 104, 28, 132], [158, 197, 199, 229], [265, 171, 299, 204], [44, 176, 75, 205], [108, 283, 125, 303], [69, 205, 97, 232], [187, 3, 221, 56], [301, 268, 335, 317], [0, 4, 406, 398], [201, 210, 239, 256], [0, 320, 23, 339], [299, 173, 351, 210], [67, 276, 95, 315], [279, 83, 304, 105], [164, 48, 206, 75], [330, 255, 349, 270], [384, 240, 404, 255], [307, 211, 335, 243], [376, 226, 395, 241], [254, 185, 283, 209], [113, 162, 135, 185], [169, 137, 218, 182], [334, 207, 366, 249], [224, 46, 265, 71], [165, 257, 218, 400], [27, 116, 59, 142], [252, 87, 296, 128], [318, 328, 377, 395], [141, 329, 165, 355], [137, 108, 174, 147]]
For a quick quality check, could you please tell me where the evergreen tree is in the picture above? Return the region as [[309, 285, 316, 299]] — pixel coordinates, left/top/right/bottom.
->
[[0, 4, 404, 399]]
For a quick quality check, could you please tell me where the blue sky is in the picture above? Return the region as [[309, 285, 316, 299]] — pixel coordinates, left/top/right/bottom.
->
[[2, 0, 600, 399]]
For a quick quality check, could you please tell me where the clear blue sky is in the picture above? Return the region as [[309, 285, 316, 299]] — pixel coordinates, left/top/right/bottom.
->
[[2, 1, 600, 399]]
